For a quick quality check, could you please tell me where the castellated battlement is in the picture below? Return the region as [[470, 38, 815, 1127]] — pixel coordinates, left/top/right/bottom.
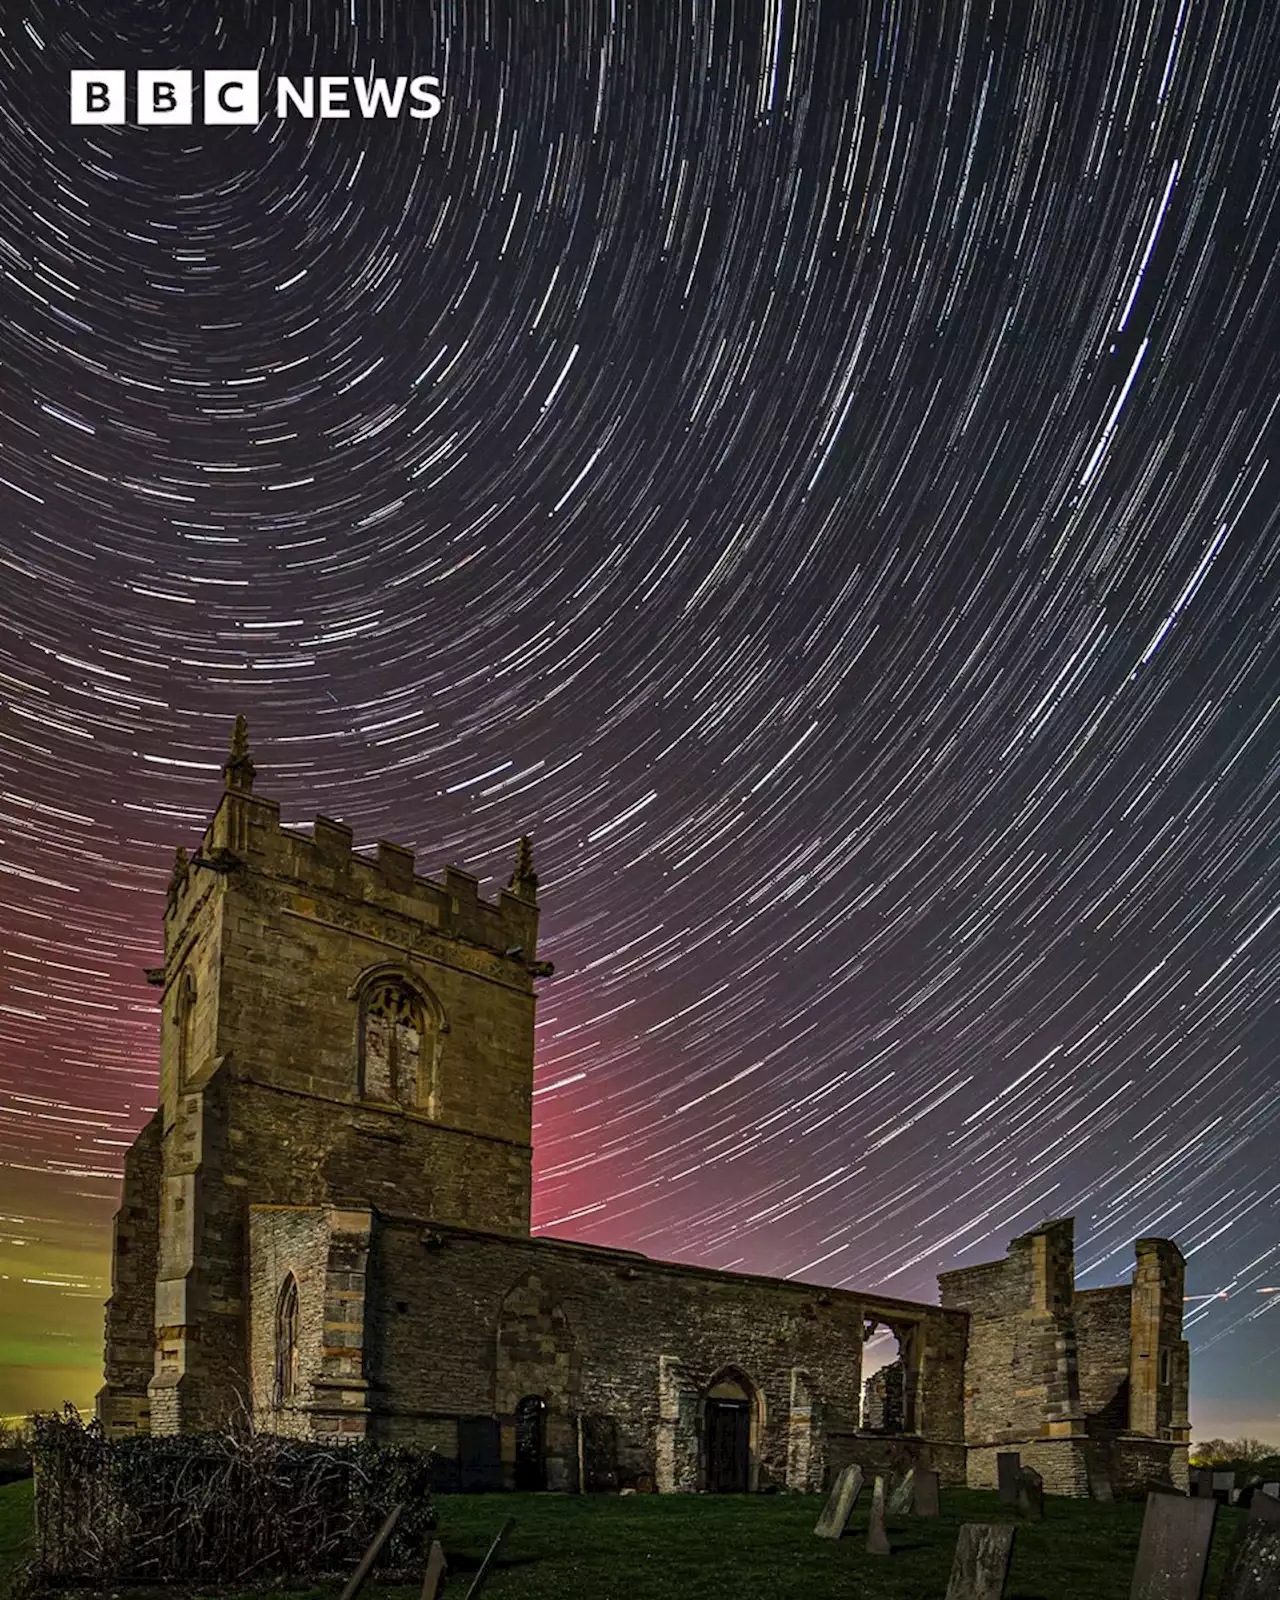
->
[[160, 717, 542, 970]]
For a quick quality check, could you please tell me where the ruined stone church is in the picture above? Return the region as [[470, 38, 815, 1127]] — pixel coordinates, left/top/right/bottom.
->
[[98, 719, 1192, 1497]]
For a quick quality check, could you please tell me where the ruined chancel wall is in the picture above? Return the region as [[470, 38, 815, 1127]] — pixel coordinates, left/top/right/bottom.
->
[[246, 1205, 968, 1494], [939, 1219, 1190, 1496]]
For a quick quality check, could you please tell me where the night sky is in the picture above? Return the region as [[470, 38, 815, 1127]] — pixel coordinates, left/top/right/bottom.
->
[[1, 0, 1278, 1438]]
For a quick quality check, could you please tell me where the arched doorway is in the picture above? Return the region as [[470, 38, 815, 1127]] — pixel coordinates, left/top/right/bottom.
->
[[514, 1395, 547, 1490], [704, 1376, 752, 1492]]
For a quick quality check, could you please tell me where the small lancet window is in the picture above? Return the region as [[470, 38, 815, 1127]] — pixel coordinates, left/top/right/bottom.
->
[[361, 979, 424, 1106], [176, 971, 197, 1084], [275, 1274, 300, 1404]]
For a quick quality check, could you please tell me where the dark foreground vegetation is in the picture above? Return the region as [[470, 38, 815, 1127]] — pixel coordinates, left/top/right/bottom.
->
[[0, 1476, 1252, 1600], [26, 1411, 435, 1590]]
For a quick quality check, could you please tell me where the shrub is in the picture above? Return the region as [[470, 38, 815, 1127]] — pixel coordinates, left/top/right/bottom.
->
[[28, 1406, 436, 1587]]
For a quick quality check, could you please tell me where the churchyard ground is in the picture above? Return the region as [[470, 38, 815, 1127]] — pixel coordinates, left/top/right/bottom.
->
[[0, 1476, 1249, 1599]]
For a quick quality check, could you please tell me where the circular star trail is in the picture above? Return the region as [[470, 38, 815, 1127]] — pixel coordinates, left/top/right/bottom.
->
[[1, 0, 1279, 1434]]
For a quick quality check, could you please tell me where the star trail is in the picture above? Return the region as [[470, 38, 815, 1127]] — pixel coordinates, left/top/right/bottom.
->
[[1, 0, 1279, 1435]]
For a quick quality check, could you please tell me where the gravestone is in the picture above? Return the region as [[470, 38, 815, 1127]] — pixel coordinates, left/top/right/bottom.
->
[[1219, 1522, 1280, 1600], [1214, 1470, 1237, 1504], [1192, 1470, 1215, 1499], [1090, 1470, 1115, 1503], [1128, 1491, 1216, 1600], [1264, 1482, 1280, 1499], [813, 1463, 863, 1539], [996, 1452, 1021, 1504], [914, 1468, 941, 1517], [1016, 1466, 1044, 1520], [867, 1475, 891, 1556], [1250, 1488, 1280, 1525], [420, 1540, 447, 1600], [944, 1524, 1016, 1600], [1145, 1478, 1185, 1496], [888, 1468, 916, 1515]]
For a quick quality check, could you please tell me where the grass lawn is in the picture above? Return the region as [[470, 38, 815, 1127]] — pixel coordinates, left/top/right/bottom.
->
[[0, 1477, 1248, 1599], [1, 1479, 34, 1596]]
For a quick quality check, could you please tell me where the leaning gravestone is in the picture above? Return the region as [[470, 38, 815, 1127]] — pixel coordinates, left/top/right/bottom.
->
[[914, 1468, 941, 1517], [996, 1452, 1021, 1504], [1128, 1491, 1216, 1600], [420, 1540, 447, 1600], [888, 1467, 916, 1515], [1219, 1522, 1280, 1600], [813, 1463, 864, 1539], [867, 1475, 891, 1556], [944, 1524, 1016, 1600], [1264, 1482, 1280, 1499], [1015, 1466, 1044, 1521], [1250, 1488, 1280, 1525]]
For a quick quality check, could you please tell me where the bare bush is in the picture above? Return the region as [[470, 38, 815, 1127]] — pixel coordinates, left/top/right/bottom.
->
[[28, 1405, 436, 1587]]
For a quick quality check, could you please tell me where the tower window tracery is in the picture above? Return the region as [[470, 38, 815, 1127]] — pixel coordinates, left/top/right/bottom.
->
[[360, 978, 426, 1106]]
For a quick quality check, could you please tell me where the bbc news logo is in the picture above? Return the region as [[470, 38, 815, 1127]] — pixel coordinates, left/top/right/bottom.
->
[[70, 70, 443, 124]]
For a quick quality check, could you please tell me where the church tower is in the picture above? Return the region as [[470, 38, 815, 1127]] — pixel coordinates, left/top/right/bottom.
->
[[98, 718, 549, 1435]]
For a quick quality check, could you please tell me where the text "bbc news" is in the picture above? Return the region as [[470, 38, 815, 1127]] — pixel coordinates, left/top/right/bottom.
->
[[70, 71, 443, 125]]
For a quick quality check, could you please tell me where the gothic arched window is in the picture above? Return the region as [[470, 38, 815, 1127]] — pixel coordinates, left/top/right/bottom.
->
[[275, 1274, 300, 1405], [175, 970, 197, 1084], [360, 979, 425, 1106]]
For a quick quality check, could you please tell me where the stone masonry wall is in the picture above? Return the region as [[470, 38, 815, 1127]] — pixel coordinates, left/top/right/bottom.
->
[[312, 1210, 376, 1440], [247, 1205, 332, 1435], [966, 1440, 1089, 1496], [1110, 1436, 1190, 1496], [861, 1360, 904, 1430], [1075, 1285, 1132, 1431], [938, 1219, 1080, 1449], [228, 1081, 531, 1239], [825, 1430, 969, 1490], [937, 1220, 1192, 1496], [131, 745, 544, 1433], [1129, 1238, 1189, 1441], [150, 1065, 248, 1432], [97, 1113, 162, 1435], [359, 1215, 967, 1494], [198, 786, 540, 1236]]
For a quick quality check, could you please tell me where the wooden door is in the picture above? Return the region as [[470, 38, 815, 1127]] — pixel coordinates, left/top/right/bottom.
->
[[706, 1400, 750, 1492]]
